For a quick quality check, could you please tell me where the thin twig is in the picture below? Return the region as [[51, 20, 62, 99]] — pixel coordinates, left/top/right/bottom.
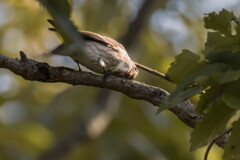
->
[[204, 128, 232, 160], [135, 62, 172, 82]]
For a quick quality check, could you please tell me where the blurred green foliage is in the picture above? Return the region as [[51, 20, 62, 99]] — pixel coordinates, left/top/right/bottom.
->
[[1, 0, 239, 160], [159, 9, 240, 159]]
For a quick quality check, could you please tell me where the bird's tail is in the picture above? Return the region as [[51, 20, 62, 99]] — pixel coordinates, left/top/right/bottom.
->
[[32, 44, 65, 61]]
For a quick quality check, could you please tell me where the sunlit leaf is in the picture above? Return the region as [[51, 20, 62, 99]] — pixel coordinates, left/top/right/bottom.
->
[[222, 80, 240, 109], [190, 100, 235, 151], [204, 9, 236, 36], [203, 9, 240, 57], [223, 119, 240, 160]]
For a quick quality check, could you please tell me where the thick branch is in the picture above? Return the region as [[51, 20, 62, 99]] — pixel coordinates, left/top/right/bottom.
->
[[0, 53, 168, 105], [0, 53, 228, 148]]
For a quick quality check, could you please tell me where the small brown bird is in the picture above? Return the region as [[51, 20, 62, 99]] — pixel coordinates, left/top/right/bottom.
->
[[51, 31, 139, 79]]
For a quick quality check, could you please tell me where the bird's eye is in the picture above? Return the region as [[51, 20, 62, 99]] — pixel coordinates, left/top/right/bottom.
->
[[134, 67, 138, 71]]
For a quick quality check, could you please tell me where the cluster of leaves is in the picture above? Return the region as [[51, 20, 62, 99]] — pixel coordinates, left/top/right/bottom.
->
[[159, 9, 240, 159]]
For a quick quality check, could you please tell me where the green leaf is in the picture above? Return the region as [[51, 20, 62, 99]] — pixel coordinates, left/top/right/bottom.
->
[[223, 119, 240, 160], [158, 63, 229, 112], [166, 50, 203, 83], [204, 9, 236, 35], [196, 83, 222, 113], [206, 51, 240, 69], [212, 69, 240, 84], [203, 10, 240, 57], [157, 85, 202, 113], [222, 79, 240, 109], [203, 32, 240, 57], [176, 63, 229, 92], [190, 100, 235, 151]]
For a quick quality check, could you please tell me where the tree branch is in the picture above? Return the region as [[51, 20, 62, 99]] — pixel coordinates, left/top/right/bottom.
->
[[0, 52, 229, 149], [0, 53, 169, 105]]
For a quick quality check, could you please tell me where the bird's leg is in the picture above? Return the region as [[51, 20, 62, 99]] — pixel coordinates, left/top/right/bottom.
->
[[77, 63, 82, 71], [74, 60, 82, 71], [98, 57, 108, 81]]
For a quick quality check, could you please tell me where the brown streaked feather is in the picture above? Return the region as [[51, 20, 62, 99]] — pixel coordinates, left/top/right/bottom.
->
[[48, 29, 124, 52], [80, 31, 109, 46], [80, 31, 125, 51], [49, 30, 124, 52]]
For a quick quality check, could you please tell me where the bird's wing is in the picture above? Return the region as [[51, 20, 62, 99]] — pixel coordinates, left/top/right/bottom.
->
[[80, 31, 125, 51], [47, 19, 124, 50]]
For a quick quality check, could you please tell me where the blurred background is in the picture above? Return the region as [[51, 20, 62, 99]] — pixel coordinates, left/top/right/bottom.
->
[[0, 0, 240, 160]]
